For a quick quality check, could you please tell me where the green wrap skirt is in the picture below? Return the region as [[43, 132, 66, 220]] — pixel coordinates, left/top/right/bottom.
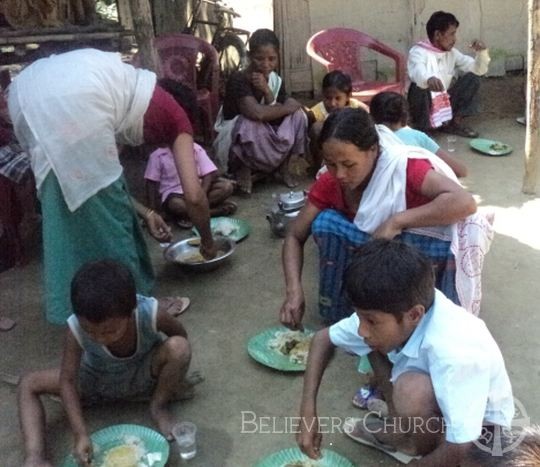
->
[[40, 172, 154, 324]]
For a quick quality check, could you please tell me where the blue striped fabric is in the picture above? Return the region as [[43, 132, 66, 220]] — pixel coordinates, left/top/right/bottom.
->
[[0, 143, 31, 184], [312, 209, 458, 323]]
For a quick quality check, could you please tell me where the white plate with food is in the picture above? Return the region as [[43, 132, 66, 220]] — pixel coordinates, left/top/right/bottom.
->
[[470, 138, 513, 156], [62, 424, 168, 467], [247, 326, 315, 372]]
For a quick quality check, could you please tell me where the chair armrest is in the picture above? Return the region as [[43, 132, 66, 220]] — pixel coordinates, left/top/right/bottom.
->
[[306, 40, 333, 69]]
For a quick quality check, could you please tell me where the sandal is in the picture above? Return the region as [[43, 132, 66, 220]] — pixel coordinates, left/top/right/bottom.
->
[[159, 297, 191, 317], [441, 123, 479, 138], [343, 416, 421, 464]]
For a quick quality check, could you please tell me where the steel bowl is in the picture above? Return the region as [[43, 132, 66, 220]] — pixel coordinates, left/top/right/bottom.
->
[[163, 236, 236, 272]]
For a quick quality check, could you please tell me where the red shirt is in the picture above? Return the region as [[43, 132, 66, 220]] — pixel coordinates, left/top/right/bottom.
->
[[143, 85, 193, 145], [308, 159, 433, 220]]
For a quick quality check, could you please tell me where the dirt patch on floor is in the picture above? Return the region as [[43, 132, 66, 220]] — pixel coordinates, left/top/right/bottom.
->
[[479, 73, 526, 118]]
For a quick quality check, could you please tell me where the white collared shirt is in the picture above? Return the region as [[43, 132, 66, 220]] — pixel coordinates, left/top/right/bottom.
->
[[329, 290, 514, 444], [407, 44, 490, 90]]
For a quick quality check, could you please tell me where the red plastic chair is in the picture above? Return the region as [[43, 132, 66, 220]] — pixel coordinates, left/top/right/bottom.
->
[[306, 28, 406, 105], [134, 34, 220, 144]]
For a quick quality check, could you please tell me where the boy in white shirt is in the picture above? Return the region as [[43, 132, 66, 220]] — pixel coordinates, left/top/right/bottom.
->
[[297, 239, 514, 466], [407, 11, 490, 137]]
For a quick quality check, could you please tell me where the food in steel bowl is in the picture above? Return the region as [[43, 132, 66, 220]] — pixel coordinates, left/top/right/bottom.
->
[[163, 236, 235, 271]]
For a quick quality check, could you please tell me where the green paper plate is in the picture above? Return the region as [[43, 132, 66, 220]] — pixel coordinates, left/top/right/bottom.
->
[[62, 424, 169, 467], [253, 447, 355, 467], [247, 326, 315, 372], [192, 216, 251, 242], [469, 138, 513, 156]]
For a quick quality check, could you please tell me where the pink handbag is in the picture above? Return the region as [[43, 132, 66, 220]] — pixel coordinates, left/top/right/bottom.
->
[[429, 91, 453, 128]]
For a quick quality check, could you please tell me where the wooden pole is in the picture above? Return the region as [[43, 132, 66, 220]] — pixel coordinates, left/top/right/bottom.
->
[[128, 0, 160, 74], [523, 0, 540, 194]]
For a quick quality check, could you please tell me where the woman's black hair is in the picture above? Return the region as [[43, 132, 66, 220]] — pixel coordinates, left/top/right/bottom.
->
[[322, 70, 353, 95], [248, 28, 280, 54], [157, 78, 198, 125], [71, 260, 137, 323], [426, 11, 459, 41], [345, 239, 435, 315], [369, 91, 408, 126], [319, 107, 378, 151]]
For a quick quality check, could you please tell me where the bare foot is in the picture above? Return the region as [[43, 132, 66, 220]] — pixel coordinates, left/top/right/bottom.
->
[[236, 164, 252, 195], [367, 398, 389, 417], [211, 200, 238, 217], [158, 297, 191, 317], [282, 171, 299, 188], [23, 455, 54, 467], [275, 164, 299, 188], [171, 370, 205, 401], [150, 403, 177, 441], [185, 369, 205, 385]]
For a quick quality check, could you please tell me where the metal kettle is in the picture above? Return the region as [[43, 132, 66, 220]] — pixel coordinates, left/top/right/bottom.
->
[[266, 190, 307, 237]]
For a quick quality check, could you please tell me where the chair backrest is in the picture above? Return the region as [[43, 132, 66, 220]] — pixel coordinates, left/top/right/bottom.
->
[[155, 33, 219, 93], [133, 34, 220, 116], [306, 27, 405, 89]]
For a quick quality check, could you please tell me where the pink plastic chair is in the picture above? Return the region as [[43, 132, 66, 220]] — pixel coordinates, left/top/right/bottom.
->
[[134, 34, 220, 144], [306, 28, 406, 105]]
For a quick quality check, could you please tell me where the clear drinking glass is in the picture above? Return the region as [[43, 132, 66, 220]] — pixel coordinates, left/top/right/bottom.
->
[[172, 421, 197, 460], [446, 135, 457, 152]]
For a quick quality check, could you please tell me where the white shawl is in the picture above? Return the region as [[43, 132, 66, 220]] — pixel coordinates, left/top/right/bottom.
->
[[355, 125, 493, 315], [9, 49, 156, 211]]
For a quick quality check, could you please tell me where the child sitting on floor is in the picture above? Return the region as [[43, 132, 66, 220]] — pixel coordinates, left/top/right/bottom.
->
[[18, 260, 195, 466], [370, 91, 468, 178], [308, 70, 369, 171], [296, 239, 514, 466], [145, 80, 236, 228]]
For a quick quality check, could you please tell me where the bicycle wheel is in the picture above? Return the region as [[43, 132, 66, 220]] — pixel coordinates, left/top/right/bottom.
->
[[213, 32, 247, 81]]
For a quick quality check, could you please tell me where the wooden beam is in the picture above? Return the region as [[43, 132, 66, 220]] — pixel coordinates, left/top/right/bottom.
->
[[128, 0, 160, 73], [523, 0, 540, 193], [0, 31, 132, 46], [117, 0, 134, 30]]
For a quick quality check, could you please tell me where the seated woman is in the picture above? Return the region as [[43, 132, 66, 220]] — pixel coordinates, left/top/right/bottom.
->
[[369, 91, 468, 178], [214, 28, 308, 194], [279, 107, 491, 330]]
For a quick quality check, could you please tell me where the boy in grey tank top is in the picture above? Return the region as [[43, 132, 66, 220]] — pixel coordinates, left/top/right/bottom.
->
[[18, 260, 193, 466]]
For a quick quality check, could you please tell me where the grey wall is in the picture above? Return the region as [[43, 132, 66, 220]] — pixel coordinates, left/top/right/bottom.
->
[[308, 0, 527, 91]]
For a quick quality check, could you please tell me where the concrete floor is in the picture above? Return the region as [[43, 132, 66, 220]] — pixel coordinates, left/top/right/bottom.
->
[[1, 76, 539, 466]]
